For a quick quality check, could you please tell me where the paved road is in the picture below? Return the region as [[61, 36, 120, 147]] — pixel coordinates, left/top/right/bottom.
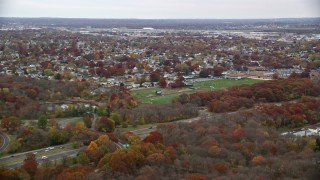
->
[[0, 132, 10, 152], [0, 143, 84, 169], [5, 148, 83, 169], [130, 115, 204, 138], [91, 114, 97, 131], [58, 117, 83, 128]]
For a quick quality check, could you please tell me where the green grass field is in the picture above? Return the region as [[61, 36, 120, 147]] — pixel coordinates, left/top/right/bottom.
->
[[131, 78, 263, 105], [194, 78, 262, 90]]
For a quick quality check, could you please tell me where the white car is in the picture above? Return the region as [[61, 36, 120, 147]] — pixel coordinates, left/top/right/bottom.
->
[[32, 152, 38, 155], [49, 147, 54, 150], [41, 156, 48, 160]]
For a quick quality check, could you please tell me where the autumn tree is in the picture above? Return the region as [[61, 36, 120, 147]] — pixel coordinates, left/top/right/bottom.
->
[[0, 168, 30, 180], [1, 116, 21, 132], [251, 155, 265, 165], [1, 117, 10, 131], [158, 77, 167, 88], [143, 131, 164, 144], [146, 153, 165, 166], [213, 65, 224, 76], [7, 138, 22, 153], [86, 141, 103, 163], [83, 115, 93, 128], [150, 70, 161, 82], [21, 153, 38, 177], [95, 116, 115, 132], [56, 166, 93, 180], [98, 148, 145, 174], [187, 173, 207, 180]]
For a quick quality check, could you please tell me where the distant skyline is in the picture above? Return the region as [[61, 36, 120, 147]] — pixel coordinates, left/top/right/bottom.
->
[[1, 0, 320, 19]]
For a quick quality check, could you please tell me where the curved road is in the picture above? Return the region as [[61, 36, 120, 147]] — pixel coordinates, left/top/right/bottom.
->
[[0, 132, 10, 152]]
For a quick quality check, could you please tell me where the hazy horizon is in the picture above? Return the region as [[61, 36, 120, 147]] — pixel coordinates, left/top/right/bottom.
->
[[1, 0, 320, 19]]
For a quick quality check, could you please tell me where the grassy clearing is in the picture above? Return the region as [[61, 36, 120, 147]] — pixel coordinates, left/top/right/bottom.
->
[[131, 78, 263, 105]]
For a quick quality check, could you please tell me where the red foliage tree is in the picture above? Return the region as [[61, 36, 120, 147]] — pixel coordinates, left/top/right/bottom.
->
[[150, 70, 161, 82], [158, 77, 167, 88], [213, 65, 224, 76], [143, 131, 164, 144], [187, 173, 207, 180], [21, 153, 38, 177]]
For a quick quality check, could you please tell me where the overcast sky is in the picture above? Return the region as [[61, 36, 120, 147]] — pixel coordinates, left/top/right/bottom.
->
[[0, 0, 319, 19]]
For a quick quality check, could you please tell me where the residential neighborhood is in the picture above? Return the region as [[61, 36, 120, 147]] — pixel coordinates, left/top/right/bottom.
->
[[1, 24, 319, 90], [0, 17, 320, 179]]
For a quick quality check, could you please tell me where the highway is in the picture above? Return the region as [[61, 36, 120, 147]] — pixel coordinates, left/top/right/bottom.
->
[[0, 143, 85, 169], [0, 132, 10, 152]]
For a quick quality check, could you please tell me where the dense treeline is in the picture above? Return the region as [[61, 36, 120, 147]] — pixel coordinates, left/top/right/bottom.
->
[[3, 119, 99, 153], [0, 75, 88, 119], [3, 110, 319, 179], [0, 75, 138, 119], [1, 103, 197, 153], [116, 103, 198, 126], [0, 75, 88, 100], [260, 96, 320, 128], [174, 78, 320, 113], [154, 118, 319, 179]]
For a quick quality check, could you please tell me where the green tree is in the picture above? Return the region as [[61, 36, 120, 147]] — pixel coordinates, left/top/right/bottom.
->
[[97, 107, 109, 116], [54, 73, 62, 80], [316, 138, 320, 151], [175, 63, 189, 74], [49, 127, 65, 145], [43, 69, 54, 76], [37, 115, 48, 129], [110, 111, 121, 126], [8, 138, 22, 153], [77, 152, 90, 165], [1, 87, 10, 94]]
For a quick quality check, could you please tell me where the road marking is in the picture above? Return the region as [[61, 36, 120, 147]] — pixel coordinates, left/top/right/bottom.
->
[[0, 133, 9, 151]]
